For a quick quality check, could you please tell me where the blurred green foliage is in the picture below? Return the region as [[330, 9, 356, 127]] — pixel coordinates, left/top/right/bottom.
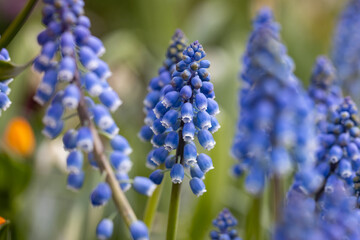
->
[[0, 0, 347, 239]]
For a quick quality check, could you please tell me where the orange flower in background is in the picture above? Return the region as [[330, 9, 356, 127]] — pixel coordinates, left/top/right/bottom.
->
[[3, 117, 35, 157], [0, 217, 6, 225]]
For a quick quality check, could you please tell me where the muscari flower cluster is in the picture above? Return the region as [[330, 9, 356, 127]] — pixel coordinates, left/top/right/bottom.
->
[[332, 0, 360, 104], [33, 0, 151, 239], [308, 56, 342, 133], [0, 48, 13, 116], [139, 29, 187, 143], [275, 180, 360, 239], [210, 209, 241, 240], [141, 38, 219, 196], [231, 8, 318, 195], [315, 96, 360, 198]]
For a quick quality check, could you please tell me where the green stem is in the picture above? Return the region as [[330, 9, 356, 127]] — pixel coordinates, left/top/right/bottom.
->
[[0, 0, 39, 49], [271, 175, 283, 223], [244, 196, 262, 240], [62, 112, 78, 120], [166, 125, 185, 240], [143, 166, 165, 229], [166, 183, 182, 240]]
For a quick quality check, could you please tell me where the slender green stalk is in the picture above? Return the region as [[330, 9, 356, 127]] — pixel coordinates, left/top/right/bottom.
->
[[74, 70, 138, 227], [166, 126, 185, 240], [143, 165, 165, 229], [244, 196, 262, 240], [166, 183, 182, 240], [271, 175, 283, 223], [0, 0, 39, 49]]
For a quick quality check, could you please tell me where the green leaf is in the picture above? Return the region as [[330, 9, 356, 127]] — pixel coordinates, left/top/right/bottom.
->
[[244, 196, 263, 240], [0, 60, 33, 81], [0, 0, 39, 49]]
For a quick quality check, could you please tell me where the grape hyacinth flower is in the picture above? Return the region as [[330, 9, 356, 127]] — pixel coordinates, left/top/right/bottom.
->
[[33, 0, 150, 238], [0, 48, 13, 116], [318, 182, 360, 239], [231, 7, 318, 195], [332, 0, 360, 104], [314, 96, 360, 200], [308, 56, 342, 133], [274, 187, 321, 240], [210, 209, 242, 240], [143, 39, 219, 196], [139, 29, 187, 144], [96, 219, 113, 240], [275, 181, 360, 240], [130, 221, 150, 240]]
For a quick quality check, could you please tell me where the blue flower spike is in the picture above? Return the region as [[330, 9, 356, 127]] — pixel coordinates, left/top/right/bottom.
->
[[308, 56, 342, 133], [313, 96, 360, 199], [332, 0, 360, 105], [141, 32, 219, 196], [231, 7, 317, 195], [35, 0, 154, 239], [276, 184, 360, 239], [210, 208, 241, 240]]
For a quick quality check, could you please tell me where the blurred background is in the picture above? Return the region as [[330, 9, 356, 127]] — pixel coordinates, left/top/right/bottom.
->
[[0, 0, 346, 239]]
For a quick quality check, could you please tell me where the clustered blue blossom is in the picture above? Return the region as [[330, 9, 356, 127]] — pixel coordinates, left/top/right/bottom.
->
[[210, 208, 241, 240], [275, 181, 360, 239], [332, 0, 360, 104], [139, 29, 187, 144], [231, 8, 318, 195], [315, 96, 360, 198], [34, 0, 151, 239], [140, 32, 220, 196], [0, 48, 13, 115], [308, 56, 342, 133]]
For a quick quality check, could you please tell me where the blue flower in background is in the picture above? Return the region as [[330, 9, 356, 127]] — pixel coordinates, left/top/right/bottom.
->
[[231, 7, 318, 195], [308, 56, 342, 133], [274, 187, 320, 240], [275, 181, 360, 240], [140, 31, 219, 196], [0, 48, 13, 116], [210, 208, 241, 240], [332, 0, 360, 104]]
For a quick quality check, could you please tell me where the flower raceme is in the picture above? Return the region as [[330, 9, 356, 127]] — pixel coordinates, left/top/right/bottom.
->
[[275, 181, 360, 240], [314, 97, 360, 198], [33, 0, 151, 239], [139, 29, 187, 144], [231, 7, 318, 195], [210, 209, 242, 240], [141, 38, 219, 196], [332, 0, 360, 104], [308, 56, 342, 133]]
